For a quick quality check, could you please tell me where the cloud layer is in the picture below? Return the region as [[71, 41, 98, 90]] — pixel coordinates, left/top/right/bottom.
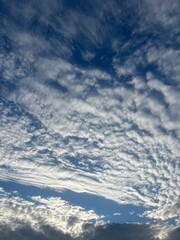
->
[[1, 184, 179, 240], [0, 0, 179, 239]]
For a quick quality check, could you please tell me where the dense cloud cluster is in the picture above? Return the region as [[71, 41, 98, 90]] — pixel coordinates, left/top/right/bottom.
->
[[0, 223, 180, 240], [0, 0, 179, 239]]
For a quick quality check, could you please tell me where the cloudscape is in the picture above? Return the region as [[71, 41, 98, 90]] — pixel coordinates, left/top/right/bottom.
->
[[0, 0, 179, 239]]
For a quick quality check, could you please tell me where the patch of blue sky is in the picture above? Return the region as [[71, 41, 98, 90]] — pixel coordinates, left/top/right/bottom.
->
[[70, 43, 116, 75]]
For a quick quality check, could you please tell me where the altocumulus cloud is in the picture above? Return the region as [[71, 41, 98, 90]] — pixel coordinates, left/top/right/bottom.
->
[[0, 0, 180, 239]]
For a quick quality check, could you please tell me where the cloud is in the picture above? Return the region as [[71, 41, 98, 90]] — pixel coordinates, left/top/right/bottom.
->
[[0, 221, 179, 240], [82, 223, 158, 240], [0, 0, 179, 238], [143, 0, 180, 31], [1, 45, 179, 221], [4, 0, 178, 53], [0, 224, 74, 240], [165, 227, 180, 240], [2, 188, 172, 239], [1, 49, 179, 222], [0, 188, 103, 238]]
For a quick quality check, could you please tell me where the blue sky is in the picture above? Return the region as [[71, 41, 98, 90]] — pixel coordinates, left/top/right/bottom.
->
[[0, 0, 180, 239]]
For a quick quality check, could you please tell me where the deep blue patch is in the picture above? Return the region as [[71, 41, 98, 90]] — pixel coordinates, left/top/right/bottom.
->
[[45, 79, 68, 93], [0, 35, 14, 53], [62, 0, 92, 13], [0, 80, 17, 95], [70, 42, 115, 74]]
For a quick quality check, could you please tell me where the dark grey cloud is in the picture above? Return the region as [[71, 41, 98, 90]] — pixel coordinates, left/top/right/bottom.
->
[[81, 223, 158, 240], [0, 224, 74, 240], [166, 227, 180, 240], [1, 223, 179, 240]]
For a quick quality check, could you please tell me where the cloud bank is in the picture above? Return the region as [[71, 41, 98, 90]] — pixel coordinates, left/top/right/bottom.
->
[[0, 0, 179, 239]]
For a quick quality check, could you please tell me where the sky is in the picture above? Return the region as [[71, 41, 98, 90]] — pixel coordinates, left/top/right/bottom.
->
[[0, 0, 180, 239]]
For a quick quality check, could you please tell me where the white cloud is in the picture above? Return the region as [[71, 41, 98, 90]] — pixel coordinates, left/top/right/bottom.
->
[[0, 189, 103, 237], [0, 0, 179, 238], [113, 213, 121, 216], [0, 52, 179, 223], [0, 189, 178, 239], [146, 47, 180, 84], [143, 0, 180, 31]]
